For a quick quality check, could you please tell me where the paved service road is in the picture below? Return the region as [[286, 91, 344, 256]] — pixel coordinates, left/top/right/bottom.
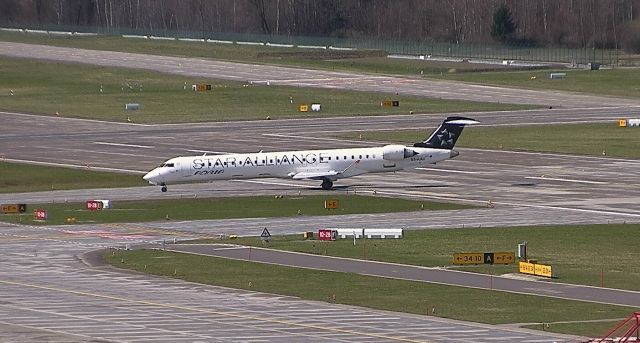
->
[[0, 222, 579, 343], [2, 41, 640, 108], [167, 244, 640, 308]]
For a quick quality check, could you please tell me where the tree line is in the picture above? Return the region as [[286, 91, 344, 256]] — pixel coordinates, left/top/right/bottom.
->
[[1, 0, 639, 50]]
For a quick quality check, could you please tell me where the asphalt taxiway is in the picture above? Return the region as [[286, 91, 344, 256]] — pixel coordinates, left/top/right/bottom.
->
[[0, 222, 578, 343]]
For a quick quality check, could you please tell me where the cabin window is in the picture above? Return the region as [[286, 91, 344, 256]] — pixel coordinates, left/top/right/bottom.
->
[[336, 156, 339, 160], [344, 156, 347, 160], [351, 155, 354, 159], [328, 157, 331, 161], [223, 162, 227, 166], [366, 155, 370, 158], [262, 160, 265, 164], [359, 155, 362, 159]]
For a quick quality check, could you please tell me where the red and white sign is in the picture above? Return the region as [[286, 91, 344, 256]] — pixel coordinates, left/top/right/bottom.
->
[[34, 209, 47, 220], [85, 200, 103, 211], [318, 229, 336, 241]]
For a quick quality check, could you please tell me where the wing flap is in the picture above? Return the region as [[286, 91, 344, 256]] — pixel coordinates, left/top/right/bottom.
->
[[290, 170, 339, 180]]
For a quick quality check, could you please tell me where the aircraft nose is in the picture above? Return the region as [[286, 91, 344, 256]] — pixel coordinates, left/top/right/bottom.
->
[[143, 170, 160, 185], [449, 150, 460, 159]]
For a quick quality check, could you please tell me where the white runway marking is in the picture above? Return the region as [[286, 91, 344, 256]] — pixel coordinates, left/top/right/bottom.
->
[[1, 158, 146, 174], [94, 142, 154, 149], [525, 176, 608, 185], [186, 149, 227, 155], [417, 167, 480, 174]]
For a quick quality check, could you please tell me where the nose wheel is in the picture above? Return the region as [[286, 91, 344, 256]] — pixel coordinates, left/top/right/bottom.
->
[[321, 179, 333, 190], [161, 185, 167, 192]]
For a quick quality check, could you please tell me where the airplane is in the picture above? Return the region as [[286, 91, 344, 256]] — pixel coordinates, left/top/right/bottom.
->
[[143, 116, 478, 192]]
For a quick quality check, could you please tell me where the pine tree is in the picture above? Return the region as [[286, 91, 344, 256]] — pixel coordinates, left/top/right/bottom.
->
[[491, 4, 517, 43]]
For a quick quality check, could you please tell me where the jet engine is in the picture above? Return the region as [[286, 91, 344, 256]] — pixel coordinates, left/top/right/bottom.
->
[[382, 145, 418, 160]]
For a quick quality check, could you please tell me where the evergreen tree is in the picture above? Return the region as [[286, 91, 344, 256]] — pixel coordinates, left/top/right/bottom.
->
[[491, 4, 516, 43]]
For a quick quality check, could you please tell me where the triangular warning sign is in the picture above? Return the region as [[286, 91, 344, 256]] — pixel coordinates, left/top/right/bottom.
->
[[260, 227, 271, 239]]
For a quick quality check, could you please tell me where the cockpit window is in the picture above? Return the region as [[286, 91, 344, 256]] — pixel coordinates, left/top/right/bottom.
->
[[159, 163, 175, 168]]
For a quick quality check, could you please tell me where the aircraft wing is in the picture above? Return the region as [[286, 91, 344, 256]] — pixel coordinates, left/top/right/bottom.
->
[[290, 170, 339, 180]]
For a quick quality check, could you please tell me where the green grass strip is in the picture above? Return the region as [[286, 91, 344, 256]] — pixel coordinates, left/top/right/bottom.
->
[[105, 249, 635, 337], [0, 195, 472, 225], [0, 161, 145, 193], [220, 224, 640, 292]]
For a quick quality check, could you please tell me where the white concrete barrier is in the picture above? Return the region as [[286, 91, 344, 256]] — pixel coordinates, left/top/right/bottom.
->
[[328, 46, 356, 51], [0, 28, 23, 32], [122, 34, 148, 39], [363, 229, 404, 239], [236, 41, 265, 46], [297, 45, 327, 49], [24, 29, 48, 34], [73, 32, 99, 36], [149, 36, 175, 41], [47, 31, 73, 36], [333, 228, 364, 239], [206, 39, 234, 44], [178, 38, 205, 42], [266, 42, 294, 48]]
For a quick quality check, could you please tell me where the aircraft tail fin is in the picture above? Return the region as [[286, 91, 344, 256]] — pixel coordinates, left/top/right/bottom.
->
[[414, 116, 479, 149]]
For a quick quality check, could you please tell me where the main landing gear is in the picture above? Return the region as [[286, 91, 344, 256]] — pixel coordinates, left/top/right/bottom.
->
[[321, 179, 333, 190], [161, 184, 167, 192]]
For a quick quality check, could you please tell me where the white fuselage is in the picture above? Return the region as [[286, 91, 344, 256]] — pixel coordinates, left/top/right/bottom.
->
[[143, 144, 455, 186]]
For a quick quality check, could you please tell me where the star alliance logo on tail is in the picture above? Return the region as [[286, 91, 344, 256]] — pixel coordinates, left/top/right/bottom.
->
[[436, 129, 456, 147]]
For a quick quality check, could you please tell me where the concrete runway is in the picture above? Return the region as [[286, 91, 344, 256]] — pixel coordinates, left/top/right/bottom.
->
[[1, 43, 639, 342], [2, 41, 640, 108], [2, 108, 640, 219]]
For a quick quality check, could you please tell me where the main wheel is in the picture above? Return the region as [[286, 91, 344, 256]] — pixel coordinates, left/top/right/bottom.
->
[[161, 186, 167, 192], [321, 180, 333, 190]]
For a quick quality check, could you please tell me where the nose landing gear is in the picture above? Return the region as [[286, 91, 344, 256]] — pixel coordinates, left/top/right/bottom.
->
[[161, 184, 167, 192]]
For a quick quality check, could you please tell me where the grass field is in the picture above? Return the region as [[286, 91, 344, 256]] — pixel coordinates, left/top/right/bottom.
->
[[0, 195, 472, 225], [0, 161, 145, 193], [345, 122, 640, 159], [221, 224, 640, 291], [0, 57, 532, 123], [105, 248, 635, 337], [437, 68, 640, 98]]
